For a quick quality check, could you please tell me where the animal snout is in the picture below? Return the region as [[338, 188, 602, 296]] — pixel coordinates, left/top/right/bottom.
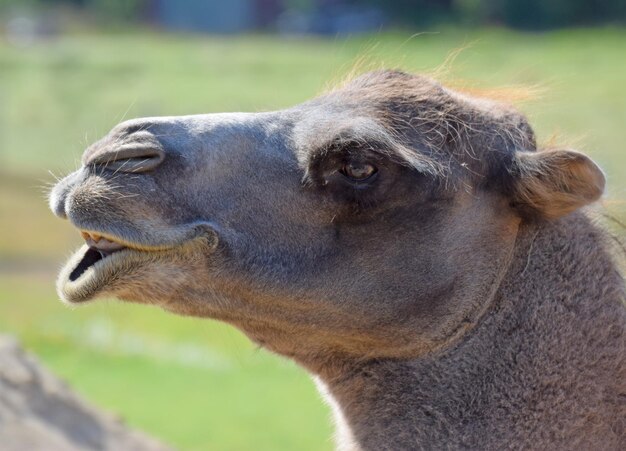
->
[[49, 170, 82, 219], [88, 144, 166, 173]]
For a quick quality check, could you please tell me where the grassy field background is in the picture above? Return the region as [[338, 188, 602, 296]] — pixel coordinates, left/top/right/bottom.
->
[[1, 27, 625, 450]]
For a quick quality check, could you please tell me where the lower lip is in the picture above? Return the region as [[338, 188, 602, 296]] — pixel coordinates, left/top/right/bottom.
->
[[57, 244, 139, 303], [68, 247, 118, 281], [57, 225, 219, 303]]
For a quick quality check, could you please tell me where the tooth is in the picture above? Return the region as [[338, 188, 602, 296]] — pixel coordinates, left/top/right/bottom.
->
[[91, 233, 102, 242], [81, 231, 90, 241]]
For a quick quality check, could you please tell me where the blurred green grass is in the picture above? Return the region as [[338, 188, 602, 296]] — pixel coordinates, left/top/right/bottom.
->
[[0, 273, 331, 450], [1, 28, 625, 450]]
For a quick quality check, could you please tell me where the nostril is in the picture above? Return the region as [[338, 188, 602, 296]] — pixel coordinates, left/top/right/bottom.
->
[[90, 145, 165, 173]]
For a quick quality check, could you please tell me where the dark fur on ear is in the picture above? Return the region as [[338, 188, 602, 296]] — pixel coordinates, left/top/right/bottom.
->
[[511, 149, 605, 219]]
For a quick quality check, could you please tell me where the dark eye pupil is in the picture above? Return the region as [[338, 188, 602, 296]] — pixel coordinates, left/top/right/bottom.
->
[[343, 162, 376, 180]]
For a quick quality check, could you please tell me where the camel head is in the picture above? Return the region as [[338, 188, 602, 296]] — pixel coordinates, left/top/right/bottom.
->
[[50, 71, 605, 367]]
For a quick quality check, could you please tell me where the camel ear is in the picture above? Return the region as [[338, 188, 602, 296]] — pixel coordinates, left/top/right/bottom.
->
[[511, 149, 605, 219]]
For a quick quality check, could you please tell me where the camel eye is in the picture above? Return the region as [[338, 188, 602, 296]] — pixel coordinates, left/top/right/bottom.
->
[[340, 162, 377, 181]]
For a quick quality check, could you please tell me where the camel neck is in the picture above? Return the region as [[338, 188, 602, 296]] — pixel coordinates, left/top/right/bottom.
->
[[317, 213, 625, 450]]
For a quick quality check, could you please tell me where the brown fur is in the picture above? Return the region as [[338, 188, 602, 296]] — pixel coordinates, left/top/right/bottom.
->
[[513, 149, 606, 219], [50, 70, 626, 450]]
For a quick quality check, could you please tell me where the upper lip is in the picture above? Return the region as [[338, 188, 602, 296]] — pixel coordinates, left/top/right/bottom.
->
[[81, 231, 126, 254]]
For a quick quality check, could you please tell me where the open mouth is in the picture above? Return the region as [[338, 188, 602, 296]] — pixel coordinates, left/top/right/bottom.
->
[[58, 230, 165, 304], [69, 232, 127, 282], [57, 223, 218, 304]]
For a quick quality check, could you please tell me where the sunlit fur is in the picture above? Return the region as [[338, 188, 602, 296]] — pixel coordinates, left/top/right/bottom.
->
[[50, 70, 625, 450]]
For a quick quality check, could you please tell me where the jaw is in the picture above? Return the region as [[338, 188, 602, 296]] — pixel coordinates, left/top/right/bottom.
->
[[58, 244, 165, 303], [57, 226, 219, 304]]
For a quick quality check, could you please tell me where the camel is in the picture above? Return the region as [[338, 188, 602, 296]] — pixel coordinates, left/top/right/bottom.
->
[[49, 70, 625, 450]]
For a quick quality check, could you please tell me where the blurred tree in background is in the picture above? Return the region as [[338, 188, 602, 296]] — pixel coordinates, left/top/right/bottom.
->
[[360, 0, 626, 28], [451, 0, 626, 29], [0, 0, 624, 32]]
